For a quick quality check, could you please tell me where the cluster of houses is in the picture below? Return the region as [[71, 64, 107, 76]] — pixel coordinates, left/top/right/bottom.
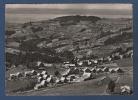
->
[[8, 66, 132, 95], [8, 47, 133, 81], [8, 65, 132, 95], [74, 48, 133, 67], [9, 70, 37, 80], [9, 65, 124, 90], [8, 47, 133, 83]]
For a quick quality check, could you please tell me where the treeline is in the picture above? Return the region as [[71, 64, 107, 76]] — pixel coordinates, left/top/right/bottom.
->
[[52, 15, 101, 26], [6, 38, 75, 67], [104, 32, 132, 45], [97, 27, 132, 40]]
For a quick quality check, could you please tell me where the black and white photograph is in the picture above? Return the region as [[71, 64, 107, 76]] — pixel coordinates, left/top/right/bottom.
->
[[5, 4, 133, 96]]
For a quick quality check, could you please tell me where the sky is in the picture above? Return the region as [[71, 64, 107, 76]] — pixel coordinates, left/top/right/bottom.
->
[[5, 4, 133, 23]]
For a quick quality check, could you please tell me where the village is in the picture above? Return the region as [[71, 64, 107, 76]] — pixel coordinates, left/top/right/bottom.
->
[[6, 45, 133, 95]]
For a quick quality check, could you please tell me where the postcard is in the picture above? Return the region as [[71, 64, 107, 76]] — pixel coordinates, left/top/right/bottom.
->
[[5, 3, 133, 96]]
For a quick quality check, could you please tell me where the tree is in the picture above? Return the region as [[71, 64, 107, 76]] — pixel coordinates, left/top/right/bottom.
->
[[54, 71, 60, 76], [19, 39, 39, 65], [60, 50, 75, 63]]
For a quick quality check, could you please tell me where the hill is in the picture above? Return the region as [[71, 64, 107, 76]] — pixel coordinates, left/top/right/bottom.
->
[[6, 15, 133, 64]]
